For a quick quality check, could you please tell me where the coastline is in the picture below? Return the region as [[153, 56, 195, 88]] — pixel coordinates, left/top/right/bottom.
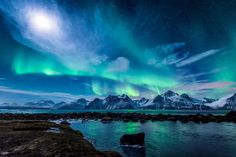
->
[[0, 111, 235, 123], [0, 120, 121, 157]]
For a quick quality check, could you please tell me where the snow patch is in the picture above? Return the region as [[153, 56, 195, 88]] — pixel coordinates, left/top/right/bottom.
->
[[206, 94, 234, 108]]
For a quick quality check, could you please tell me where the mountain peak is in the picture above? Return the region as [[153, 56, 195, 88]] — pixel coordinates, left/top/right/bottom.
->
[[120, 94, 129, 98], [180, 93, 190, 99], [163, 90, 178, 97]]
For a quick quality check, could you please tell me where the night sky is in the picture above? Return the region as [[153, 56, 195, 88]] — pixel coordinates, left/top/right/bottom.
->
[[0, 0, 236, 103]]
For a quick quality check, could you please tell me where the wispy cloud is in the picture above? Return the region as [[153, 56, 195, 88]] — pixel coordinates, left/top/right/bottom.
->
[[0, 78, 6, 80], [176, 81, 235, 91], [0, 86, 79, 100], [176, 49, 221, 67], [181, 68, 226, 79], [146, 42, 188, 66]]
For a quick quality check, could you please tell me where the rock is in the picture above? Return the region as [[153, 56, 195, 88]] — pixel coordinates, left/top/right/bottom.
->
[[120, 132, 145, 146], [225, 111, 236, 122], [167, 116, 177, 121], [60, 120, 70, 125], [0, 121, 121, 157], [123, 119, 130, 122], [101, 117, 113, 122], [140, 119, 147, 123]]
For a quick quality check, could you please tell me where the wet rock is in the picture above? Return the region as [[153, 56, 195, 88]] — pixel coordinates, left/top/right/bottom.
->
[[101, 117, 113, 122], [167, 116, 177, 121], [60, 120, 70, 125], [131, 118, 139, 122], [179, 116, 188, 123], [140, 119, 147, 123], [120, 132, 145, 146], [123, 119, 130, 122], [225, 111, 236, 122]]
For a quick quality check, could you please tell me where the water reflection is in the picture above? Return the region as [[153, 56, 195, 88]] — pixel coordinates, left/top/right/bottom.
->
[[70, 120, 236, 157], [121, 146, 145, 157]]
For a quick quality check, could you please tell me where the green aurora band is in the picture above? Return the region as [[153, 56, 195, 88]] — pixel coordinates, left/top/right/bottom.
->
[[1, 0, 235, 99]]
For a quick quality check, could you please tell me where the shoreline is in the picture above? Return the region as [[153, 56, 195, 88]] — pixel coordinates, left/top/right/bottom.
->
[[0, 120, 121, 157], [0, 111, 236, 123]]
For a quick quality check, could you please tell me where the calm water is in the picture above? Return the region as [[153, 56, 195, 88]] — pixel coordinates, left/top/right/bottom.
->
[[0, 109, 229, 115], [69, 120, 236, 157]]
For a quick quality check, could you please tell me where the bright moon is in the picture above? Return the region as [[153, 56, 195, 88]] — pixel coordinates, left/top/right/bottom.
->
[[26, 9, 61, 36]]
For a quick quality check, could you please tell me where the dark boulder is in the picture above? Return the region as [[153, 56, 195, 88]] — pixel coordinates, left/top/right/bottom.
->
[[225, 111, 236, 122], [120, 132, 145, 146], [101, 117, 113, 122], [60, 120, 70, 125]]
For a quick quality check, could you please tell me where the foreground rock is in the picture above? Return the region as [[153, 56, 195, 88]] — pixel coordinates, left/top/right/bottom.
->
[[0, 121, 121, 157], [120, 132, 145, 146], [225, 111, 236, 122]]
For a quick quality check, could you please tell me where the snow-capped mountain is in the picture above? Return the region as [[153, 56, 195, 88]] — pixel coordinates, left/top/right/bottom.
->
[[103, 94, 137, 109], [0, 102, 21, 109], [203, 97, 217, 103], [224, 93, 236, 110], [57, 98, 88, 109], [142, 90, 204, 109], [24, 100, 56, 109], [85, 98, 104, 109], [85, 94, 137, 110], [135, 97, 150, 107], [207, 93, 236, 110], [1, 91, 235, 110]]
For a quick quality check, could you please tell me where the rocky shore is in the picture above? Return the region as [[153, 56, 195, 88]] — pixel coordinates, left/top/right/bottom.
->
[[0, 120, 121, 157], [0, 111, 236, 123]]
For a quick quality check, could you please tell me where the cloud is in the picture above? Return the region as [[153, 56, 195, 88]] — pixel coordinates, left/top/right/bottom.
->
[[147, 58, 157, 65], [181, 68, 226, 79], [0, 86, 79, 100], [90, 54, 108, 65], [107, 57, 130, 72], [0, 78, 6, 80], [0, 0, 110, 72], [156, 42, 186, 55], [176, 49, 221, 67], [162, 51, 189, 65], [176, 81, 235, 91], [145, 42, 188, 67]]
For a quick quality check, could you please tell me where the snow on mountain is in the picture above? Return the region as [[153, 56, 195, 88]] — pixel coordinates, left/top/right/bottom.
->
[[136, 97, 152, 107], [58, 98, 88, 109], [203, 97, 217, 103], [142, 90, 203, 109], [206, 93, 236, 109], [1, 91, 235, 110], [85, 98, 104, 109], [103, 94, 136, 109]]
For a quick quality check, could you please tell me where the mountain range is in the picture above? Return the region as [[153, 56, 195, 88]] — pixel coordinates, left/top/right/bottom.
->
[[0, 91, 236, 110]]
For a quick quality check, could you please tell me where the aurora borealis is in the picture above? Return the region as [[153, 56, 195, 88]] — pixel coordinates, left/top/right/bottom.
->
[[0, 0, 236, 102]]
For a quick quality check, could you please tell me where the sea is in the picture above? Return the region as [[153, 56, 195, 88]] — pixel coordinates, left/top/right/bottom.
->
[[1, 109, 236, 157]]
